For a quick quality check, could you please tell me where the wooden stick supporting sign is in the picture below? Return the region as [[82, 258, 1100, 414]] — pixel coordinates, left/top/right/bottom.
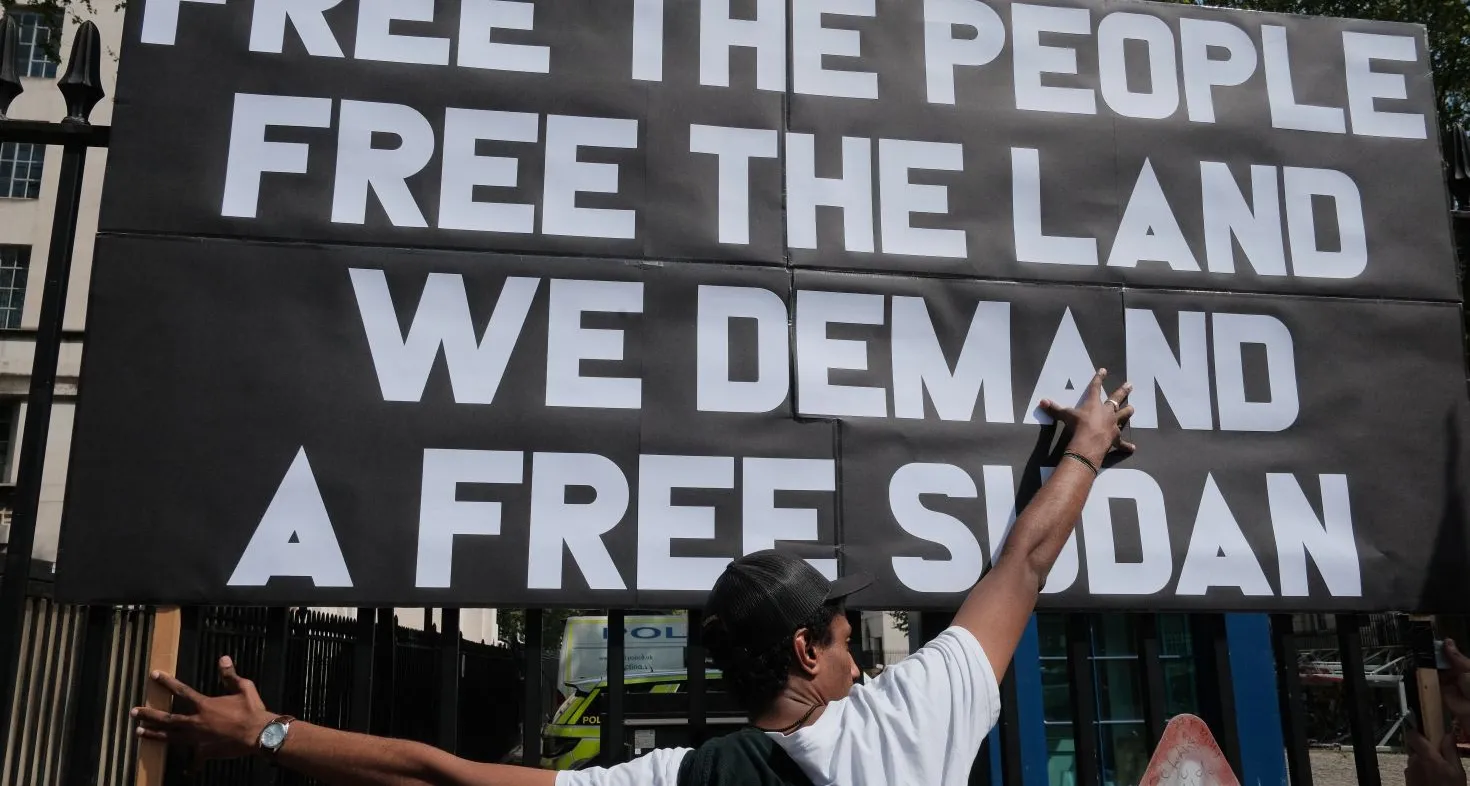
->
[[135, 606, 181, 786], [1411, 614, 1446, 747]]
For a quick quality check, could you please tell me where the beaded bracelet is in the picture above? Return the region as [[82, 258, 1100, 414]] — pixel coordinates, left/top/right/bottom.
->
[[1061, 450, 1100, 477]]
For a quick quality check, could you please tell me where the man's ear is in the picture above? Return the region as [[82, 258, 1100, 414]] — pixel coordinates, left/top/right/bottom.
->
[[793, 628, 821, 675]]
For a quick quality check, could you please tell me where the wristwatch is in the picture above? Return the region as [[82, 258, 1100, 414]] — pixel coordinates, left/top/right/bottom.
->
[[256, 715, 296, 756]]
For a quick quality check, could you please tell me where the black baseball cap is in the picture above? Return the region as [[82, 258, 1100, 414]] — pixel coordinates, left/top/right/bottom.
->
[[702, 550, 873, 650]]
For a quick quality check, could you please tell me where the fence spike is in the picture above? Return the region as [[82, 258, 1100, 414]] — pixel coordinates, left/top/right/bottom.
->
[[1447, 126, 1470, 210], [0, 14, 21, 118], [57, 20, 103, 125]]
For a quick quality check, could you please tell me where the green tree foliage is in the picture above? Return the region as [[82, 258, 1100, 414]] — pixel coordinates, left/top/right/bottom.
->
[[889, 611, 912, 635], [497, 608, 593, 650]]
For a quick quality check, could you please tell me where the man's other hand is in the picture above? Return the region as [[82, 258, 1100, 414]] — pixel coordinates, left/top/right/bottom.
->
[[131, 656, 277, 763], [1407, 727, 1466, 786], [1442, 640, 1470, 730]]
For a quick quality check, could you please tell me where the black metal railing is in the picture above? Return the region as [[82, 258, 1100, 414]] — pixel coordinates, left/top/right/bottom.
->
[[171, 608, 520, 786], [0, 569, 152, 786], [283, 610, 358, 739], [387, 622, 443, 749], [0, 14, 110, 765], [5, 593, 1466, 786]]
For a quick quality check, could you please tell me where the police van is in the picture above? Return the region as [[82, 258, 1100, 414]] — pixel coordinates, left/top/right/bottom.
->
[[541, 615, 747, 770], [539, 668, 748, 770]]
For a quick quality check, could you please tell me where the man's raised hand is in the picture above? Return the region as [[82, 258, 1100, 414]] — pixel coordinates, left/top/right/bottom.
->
[[1039, 367, 1136, 462]]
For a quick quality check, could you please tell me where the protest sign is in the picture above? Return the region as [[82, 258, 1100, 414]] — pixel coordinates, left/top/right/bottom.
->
[[57, 0, 1470, 611]]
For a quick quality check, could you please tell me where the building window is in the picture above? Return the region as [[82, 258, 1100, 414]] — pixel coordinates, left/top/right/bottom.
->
[[1038, 614, 1078, 786], [0, 143, 45, 199], [15, 12, 59, 79], [0, 402, 17, 484], [1157, 614, 1199, 717], [1038, 614, 1199, 786], [0, 247, 29, 330]]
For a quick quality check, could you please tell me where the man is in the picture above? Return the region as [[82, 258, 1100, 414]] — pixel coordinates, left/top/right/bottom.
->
[[133, 369, 1136, 786]]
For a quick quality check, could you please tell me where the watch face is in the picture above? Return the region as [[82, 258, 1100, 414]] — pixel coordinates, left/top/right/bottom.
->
[[260, 723, 287, 749]]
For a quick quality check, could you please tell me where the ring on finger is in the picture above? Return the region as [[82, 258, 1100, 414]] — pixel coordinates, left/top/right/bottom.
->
[[1105, 399, 1120, 411]]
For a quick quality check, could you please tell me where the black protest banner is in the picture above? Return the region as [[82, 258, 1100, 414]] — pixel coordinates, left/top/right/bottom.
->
[[58, 0, 1470, 611]]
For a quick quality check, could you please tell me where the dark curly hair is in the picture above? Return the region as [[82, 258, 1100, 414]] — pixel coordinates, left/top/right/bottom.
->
[[703, 601, 844, 717]]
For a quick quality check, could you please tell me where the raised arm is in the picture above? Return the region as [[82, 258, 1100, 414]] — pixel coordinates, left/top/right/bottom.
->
[[133, 657, 556, 786], [953, 367, 1134, 680]]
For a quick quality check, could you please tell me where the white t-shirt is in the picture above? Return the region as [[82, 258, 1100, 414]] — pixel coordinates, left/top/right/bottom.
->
[[556, 626, 1001, 786]]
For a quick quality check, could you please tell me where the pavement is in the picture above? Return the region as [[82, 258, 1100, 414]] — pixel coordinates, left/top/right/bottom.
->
[[1309, 749, 1408, 786]]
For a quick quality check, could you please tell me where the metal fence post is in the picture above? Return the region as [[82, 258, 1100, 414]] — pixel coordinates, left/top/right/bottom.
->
[[907, 611, 925, 654], [1337, 614, 1381, 786], [687, 609, 707, 747], [261, 608, 289, 707], [0, 20, 107, 754], [1190, 613, 1243, 776], [1271, 614, 1314, 786], [846, 610, 868, 671], [997, 671, 1023, 786], [248, 608, 289, 786], [371, 608, 395, 736], [1135, 614, 1168, 745], [1065, 613, 1100, 786], [350, 608, 376, 733], [106, 608, 151, 786], [601, 610, 625, 766], [521, 609, 544, 768], [918, 610, 952, 643], [60, 605, 112, 786], [438, 609, 461, 754]]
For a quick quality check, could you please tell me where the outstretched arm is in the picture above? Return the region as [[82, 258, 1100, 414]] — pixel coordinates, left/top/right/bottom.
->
[[133, 657, 555, 786], [953, 367, 1134, 681]]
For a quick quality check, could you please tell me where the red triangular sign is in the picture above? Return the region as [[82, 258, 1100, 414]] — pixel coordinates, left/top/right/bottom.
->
[[1139, 714, 1242, 786]]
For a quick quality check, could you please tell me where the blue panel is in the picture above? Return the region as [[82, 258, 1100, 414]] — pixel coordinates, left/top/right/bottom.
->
[[1226, 614, 1287, 786], [1015, 615, 1048, 786]]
